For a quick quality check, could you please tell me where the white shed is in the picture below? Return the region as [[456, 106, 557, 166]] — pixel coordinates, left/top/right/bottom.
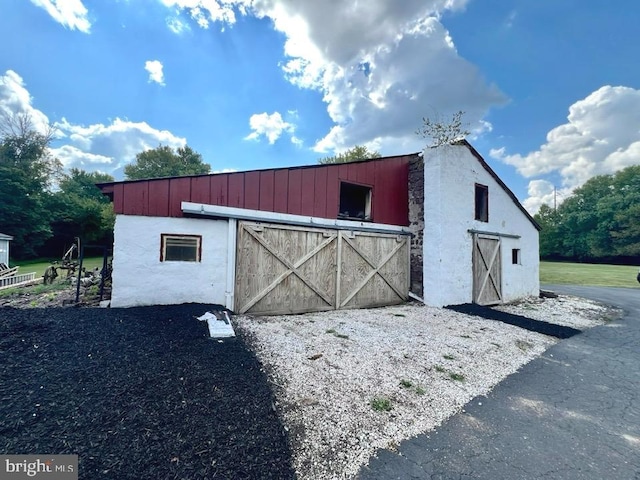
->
[[420, 142, 540, 307], [0, 233, 12, 266]]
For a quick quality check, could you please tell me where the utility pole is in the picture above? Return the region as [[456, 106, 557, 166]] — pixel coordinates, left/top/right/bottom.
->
[[554, 186, 557, 212]]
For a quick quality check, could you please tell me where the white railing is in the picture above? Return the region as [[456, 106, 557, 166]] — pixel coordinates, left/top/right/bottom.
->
[[0, 272, 37, 289]]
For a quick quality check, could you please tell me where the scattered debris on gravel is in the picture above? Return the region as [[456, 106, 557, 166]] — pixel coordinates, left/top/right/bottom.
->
[[235, 294, 616, 480], [0, 304, 295, 479]]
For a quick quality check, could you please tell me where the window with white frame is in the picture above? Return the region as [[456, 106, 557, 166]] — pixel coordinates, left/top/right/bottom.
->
[[160, 234, 202, 262]]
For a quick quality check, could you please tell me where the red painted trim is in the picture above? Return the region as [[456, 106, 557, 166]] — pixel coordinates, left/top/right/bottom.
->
[[160, 233, 202, 262]]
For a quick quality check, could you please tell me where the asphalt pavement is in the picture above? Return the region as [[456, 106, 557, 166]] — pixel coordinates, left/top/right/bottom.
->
[[358, 285, 640, 480]]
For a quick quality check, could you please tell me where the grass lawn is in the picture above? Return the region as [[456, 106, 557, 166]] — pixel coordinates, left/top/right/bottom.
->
[[541, 261, 640, 289], [12, 256, 109, 278]]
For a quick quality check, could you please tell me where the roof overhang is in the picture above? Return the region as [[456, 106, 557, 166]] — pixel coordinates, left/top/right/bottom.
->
[[181, 202, 412, 236]]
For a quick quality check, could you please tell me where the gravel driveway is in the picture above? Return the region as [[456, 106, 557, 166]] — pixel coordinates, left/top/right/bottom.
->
[[236, 295, 615, 479], [0, 304, 295, 480]]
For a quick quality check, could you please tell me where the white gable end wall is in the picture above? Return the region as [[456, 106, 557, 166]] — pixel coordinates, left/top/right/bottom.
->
[[111, 215, 229, 308], [422, 145, 539, 307]]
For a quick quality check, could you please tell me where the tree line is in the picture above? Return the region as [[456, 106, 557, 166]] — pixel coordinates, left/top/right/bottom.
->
[[0, 115, 210, 260], [534, 165, 640, 263], [7, 108, 635, 264]]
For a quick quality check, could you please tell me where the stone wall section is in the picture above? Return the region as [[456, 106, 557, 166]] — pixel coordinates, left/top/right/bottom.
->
[[408, 156, 424, 297]]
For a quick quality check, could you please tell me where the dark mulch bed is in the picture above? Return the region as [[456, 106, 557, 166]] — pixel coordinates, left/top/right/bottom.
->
[[446, 303, 581, 339], [0, 304, 295, 479]]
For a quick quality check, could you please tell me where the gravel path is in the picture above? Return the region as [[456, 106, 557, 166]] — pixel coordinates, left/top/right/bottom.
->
[[0, 304, 295, 480], [235, 295, 614, 480]]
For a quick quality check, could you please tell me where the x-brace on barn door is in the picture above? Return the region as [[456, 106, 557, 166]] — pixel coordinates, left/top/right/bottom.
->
[[234, 222, 409, 315], [472, 234, 502, 306]]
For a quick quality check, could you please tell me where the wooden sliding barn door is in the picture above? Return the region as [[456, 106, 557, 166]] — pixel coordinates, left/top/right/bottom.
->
[[235, 222, 337, 315], [337, 231, 409, 309], [472, 234, 502, 305], [235, 221, 410, 315]]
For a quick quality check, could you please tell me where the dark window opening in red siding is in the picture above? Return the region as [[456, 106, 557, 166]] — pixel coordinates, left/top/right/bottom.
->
[[339, 182, 372, 221], [475, 183, 489, 222]]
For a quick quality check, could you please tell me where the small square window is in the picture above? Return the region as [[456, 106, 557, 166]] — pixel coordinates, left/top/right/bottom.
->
[[512, 248, 521, 265], [338, 182, 372, 221], [161, 234, 202, 262], [475, 184, 489, 222]]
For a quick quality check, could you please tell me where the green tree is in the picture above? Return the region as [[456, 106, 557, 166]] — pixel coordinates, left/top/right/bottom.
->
[[45, 169, 116, 254], [0, 114, 61, 259], [534, 204, 562, 258], [537, 165, 640, 261], [124, 145, 210, 179], [318, 145, 381, 164]]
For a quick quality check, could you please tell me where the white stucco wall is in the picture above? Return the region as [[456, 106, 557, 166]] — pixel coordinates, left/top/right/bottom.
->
[[422, 145, 539, 307], [111, 215, 229, 307]]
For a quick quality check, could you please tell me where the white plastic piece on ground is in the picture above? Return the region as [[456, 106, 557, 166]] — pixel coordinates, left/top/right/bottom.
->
[[99, 300, 111, 308], [197, 311, 235, 338]]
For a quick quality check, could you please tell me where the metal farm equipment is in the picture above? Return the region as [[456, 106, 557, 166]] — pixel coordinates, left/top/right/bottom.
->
[[43, 238, 81, 284]]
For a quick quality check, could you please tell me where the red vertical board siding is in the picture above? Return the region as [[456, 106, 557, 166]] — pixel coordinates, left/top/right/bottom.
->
[[148, 180, 170, 217], [287, 169, 302, 215], [313, 167, 328, 218], [108, 155, 413, 224], [273, 170, 289, 213], [228, 174, 244, 208], [126, 182, 149, 216], [169, 178, 191, 217], [337, 164, 350, 184], [259, 170, 275, 212], [300, 169, 316, 216], [113, 184, 124, 214], [244, 171, 260, 210], [211, 174, 229, 206], [190, 176, 211, 204], [347, 162, 360, 182], [365, 161, 376, 186], [325, 166, 340, 218], [373, 161, 391, 223]]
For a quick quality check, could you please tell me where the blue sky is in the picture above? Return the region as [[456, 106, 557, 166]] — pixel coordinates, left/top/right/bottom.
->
[[1, 0, 639, 213]]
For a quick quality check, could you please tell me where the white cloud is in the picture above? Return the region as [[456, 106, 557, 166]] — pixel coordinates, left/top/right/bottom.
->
[[30, 0, 91, 33], [144, 60, 166, 86], [54, 117, 186, 171], [158, 0, 505, 153], [0, 70, 51, 134], [244, 111, 299, 145], [166, 16, 190, 34], [159, 0, 241, 29], [1, 70, 186, 175], [493, 85, 640, 213]]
